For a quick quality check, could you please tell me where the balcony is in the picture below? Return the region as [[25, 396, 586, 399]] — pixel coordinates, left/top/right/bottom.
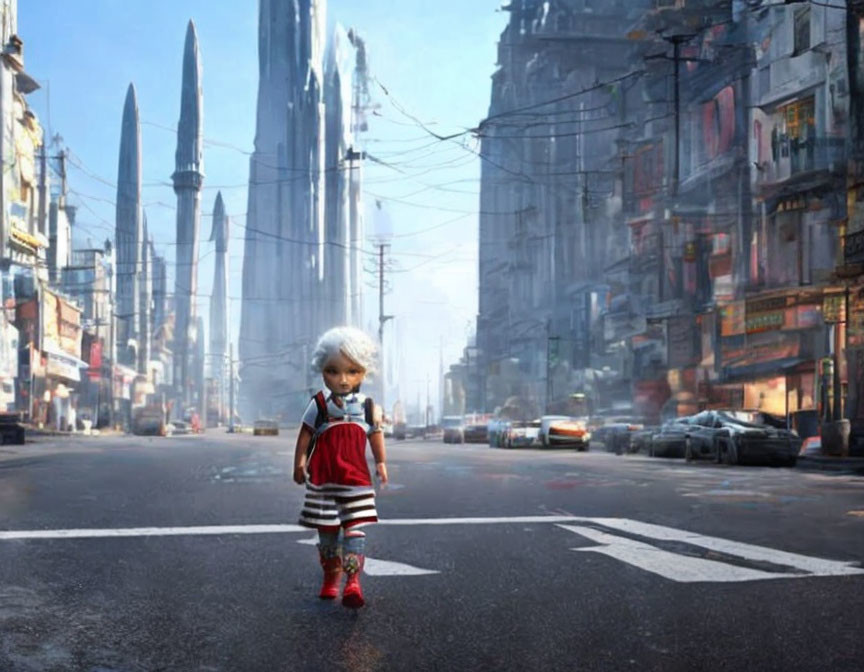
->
[[756, 136, 844, 196], [844, 228, 864, 267]]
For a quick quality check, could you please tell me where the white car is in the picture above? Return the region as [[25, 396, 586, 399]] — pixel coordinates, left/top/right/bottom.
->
[[539, 415, 591, 450]]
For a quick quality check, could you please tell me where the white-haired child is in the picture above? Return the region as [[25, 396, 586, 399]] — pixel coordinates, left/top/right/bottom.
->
[[293, 326, 388, 608]]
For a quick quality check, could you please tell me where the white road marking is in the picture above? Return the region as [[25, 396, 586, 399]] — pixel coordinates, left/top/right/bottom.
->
[[581, 518, 864, 577], [364, 559, 439, 576], [0, 524, 306, 540], [296, 536, 438, 575], [559, 525, 785, 583], [1, 516, 860, 584], [0, 516, 582, 540]]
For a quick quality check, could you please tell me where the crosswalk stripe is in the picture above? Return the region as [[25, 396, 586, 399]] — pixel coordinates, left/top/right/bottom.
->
[[560, 525, 786, 583], [582, 518, 864, 577]]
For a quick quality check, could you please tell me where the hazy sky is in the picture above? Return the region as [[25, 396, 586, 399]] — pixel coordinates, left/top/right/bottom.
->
[[19, 1, 509, 417]]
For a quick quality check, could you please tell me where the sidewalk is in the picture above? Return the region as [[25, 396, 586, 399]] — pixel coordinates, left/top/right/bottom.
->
[[24, 426, 126, 439], [797, 454, 864, 475]]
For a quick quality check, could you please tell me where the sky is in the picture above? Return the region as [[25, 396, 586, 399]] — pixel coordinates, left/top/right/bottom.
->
[[18, 0, 509, 419]]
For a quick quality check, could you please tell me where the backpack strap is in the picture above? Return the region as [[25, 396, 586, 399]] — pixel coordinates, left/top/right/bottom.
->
[[305, 392, 329, 459], [364, 397, 375, 428], [313, 391, 328, 430]]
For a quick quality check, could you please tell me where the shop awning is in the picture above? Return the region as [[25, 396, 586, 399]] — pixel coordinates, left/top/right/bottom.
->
[[721, 357, 810, 383], [42, 344, 89, 383]]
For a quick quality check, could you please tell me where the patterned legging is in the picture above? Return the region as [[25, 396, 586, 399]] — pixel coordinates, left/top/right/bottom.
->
[[318, 528, 366, 557]]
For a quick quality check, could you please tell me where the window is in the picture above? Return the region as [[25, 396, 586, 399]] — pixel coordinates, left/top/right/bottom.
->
[[793, 6, 811, 55]]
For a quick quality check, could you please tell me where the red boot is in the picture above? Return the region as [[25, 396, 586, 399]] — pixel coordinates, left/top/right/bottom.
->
[[319, 554, 343, 600], [341, 553, 365, 608]]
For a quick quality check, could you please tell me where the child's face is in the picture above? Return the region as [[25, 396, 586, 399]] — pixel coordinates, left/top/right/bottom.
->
[[322, 352, 366, 395]]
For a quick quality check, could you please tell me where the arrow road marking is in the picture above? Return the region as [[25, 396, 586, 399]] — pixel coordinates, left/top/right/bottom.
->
[[296, 536, 439, 576], [364, 559, 439, 576], [560, 525, 790, 583], [557, 522, 864, 582], [580, 518, 864, 578]]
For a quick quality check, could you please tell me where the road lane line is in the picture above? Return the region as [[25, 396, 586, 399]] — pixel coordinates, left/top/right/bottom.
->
[[0, 524, 307, 540], [581, 518, 864, 577], [1, 514, 862, 582], [559, 525, 788, 583], [0, 517, 586, 540]]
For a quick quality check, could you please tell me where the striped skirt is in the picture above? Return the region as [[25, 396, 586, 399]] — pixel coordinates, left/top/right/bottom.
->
[[298, 481, 378, 531]]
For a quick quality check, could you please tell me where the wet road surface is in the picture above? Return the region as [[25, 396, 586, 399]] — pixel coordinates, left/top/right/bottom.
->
[[0, 432, 863, 671]]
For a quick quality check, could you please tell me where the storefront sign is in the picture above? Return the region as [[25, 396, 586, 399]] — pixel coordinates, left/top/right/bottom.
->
[[745, 310, 784, 334], [823, 294, 846, 324], [88, 341, 103, 381], [667, 315, 698, 368], [720, 301, 745, 336], [845, 228, 864, 265], [45, 351, 82, 382], [58, 299, 82, 357], [849, 292, 864, 348]]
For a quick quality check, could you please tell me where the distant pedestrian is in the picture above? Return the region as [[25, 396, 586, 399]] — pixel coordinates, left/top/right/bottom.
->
[[293, 326, 387, 609]]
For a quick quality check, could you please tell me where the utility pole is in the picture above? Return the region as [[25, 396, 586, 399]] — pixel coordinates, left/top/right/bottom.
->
[[659, 33, 695, 195], [545, 319, 560, 413], [228, 343, 235, 433], [377, 242, 393, 408], [107, 262, 116, 429], [58, 149, 67, 199], [425, 373, 430, 429], [37, 142, 48, 237]]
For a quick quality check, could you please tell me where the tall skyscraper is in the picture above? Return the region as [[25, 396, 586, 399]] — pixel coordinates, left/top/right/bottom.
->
[[209, 191, 229, 419], [239, 0, 327, 419], [171, 19, 204, 408], [115, 83, 142, 368]]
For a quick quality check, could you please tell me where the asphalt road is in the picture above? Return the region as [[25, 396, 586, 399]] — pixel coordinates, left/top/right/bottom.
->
[[0, 432, 863, 671]]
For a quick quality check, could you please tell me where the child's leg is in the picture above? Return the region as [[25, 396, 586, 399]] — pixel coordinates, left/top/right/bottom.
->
[[341, 528, 366, 608], [317, 529, 343, 600], [318, 529, 341, 558], [343, 529, 366, 557]]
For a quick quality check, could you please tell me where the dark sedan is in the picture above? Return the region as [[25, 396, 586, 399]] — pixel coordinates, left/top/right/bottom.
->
[[649, 417, 694, 458], [685, 410, 801, 466], [463, 422, 489, 444]]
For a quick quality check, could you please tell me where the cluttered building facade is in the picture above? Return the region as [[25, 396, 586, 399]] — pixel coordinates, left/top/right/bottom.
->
[[471, 0, 864, 454]]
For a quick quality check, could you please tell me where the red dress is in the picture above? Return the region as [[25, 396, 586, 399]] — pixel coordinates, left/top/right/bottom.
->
[[298, 392, 378, 531]]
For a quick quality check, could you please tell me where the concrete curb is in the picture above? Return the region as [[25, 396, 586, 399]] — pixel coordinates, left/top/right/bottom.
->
[[797, 455, 864, 474]]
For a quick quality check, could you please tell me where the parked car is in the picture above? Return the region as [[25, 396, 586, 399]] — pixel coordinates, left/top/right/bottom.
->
[[442, 415, 464, 444], [463, 420, 489, 444], [487, 418, 511, 447], [630, 426, 659, 454], [505, 420, 541, 448], [0, 411, 25, 445], [132, 405, 168, 436], [592, 419, 645, 455], [393, 421, 407, 440], [649, 417, 694, 458], [800, 436, 821, 457], [170, 420, 191, 435], [253, 419, 279, 436], [540, 415, 590, 450], [684, 410, 801, 466]]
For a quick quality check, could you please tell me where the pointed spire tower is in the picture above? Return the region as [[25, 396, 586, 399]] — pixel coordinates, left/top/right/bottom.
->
[[172, 19, 204, 408], [209, 191, 230, 420], [115, 83, 143, 368]]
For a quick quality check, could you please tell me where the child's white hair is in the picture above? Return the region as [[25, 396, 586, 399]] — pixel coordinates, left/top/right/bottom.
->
[[311, 326, 378, 375]]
